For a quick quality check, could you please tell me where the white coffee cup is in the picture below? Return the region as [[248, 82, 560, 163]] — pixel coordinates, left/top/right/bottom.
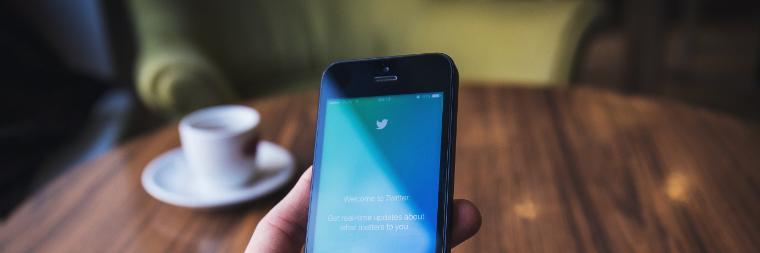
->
[[179, 105, 261, 193]]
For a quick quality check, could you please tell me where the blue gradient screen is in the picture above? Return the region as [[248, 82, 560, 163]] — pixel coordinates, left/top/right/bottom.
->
[[311, 92, 444, 252]]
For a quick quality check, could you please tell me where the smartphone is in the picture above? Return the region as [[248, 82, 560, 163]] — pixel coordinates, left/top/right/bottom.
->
[[305, 53, 458, 253]]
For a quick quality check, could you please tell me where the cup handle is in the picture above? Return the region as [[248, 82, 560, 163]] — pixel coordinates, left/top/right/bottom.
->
[[243, 132, 261, 158]]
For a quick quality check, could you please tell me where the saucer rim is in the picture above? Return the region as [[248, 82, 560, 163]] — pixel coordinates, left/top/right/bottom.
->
[[141, 141, 295, 208]]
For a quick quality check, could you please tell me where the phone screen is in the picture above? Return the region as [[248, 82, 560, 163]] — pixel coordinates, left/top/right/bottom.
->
[[311, 91, 445, 252]]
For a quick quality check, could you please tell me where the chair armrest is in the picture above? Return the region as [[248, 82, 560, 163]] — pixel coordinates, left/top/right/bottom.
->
[[130, 0, 236, 116], [135, 47, 236, 116]]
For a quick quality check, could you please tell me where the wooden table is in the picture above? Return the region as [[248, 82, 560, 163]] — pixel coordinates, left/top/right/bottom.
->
[[2, 85, 759, 252]]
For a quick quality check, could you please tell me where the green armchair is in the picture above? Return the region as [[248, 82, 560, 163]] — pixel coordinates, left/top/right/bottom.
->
[[130, 0, 601, 115]]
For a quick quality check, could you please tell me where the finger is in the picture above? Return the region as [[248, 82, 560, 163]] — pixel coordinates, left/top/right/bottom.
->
[[245, 167, 313, 253], [450, 199, 482, 248]]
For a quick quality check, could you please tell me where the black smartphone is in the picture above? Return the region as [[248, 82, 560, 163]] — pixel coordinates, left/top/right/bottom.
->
[[305, 53, 459, 252]]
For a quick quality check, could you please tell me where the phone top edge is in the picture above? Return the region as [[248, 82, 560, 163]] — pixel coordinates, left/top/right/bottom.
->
[[321, 53, 454, 81]]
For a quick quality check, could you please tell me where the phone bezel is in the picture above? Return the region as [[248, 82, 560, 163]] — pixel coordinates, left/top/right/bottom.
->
[[305, 53, 459, 253]]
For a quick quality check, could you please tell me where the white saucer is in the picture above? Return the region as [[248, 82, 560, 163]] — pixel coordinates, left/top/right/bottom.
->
[[141, 141, 295, 208]]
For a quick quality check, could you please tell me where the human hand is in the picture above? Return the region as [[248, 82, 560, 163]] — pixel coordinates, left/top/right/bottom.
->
[[245, 167, 482, 253]]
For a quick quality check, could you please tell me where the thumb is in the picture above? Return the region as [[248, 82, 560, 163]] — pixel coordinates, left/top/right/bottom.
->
[[246, 167, 312, 253]]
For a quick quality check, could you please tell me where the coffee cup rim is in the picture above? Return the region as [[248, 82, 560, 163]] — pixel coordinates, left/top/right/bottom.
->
[[179, 105, 260, 139]]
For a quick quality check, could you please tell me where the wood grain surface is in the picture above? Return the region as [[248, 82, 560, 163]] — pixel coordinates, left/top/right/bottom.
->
[[1, 85, 758, 253]]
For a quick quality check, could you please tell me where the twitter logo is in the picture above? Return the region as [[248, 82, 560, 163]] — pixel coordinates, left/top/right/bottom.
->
[[376, 119, 388, 130]]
